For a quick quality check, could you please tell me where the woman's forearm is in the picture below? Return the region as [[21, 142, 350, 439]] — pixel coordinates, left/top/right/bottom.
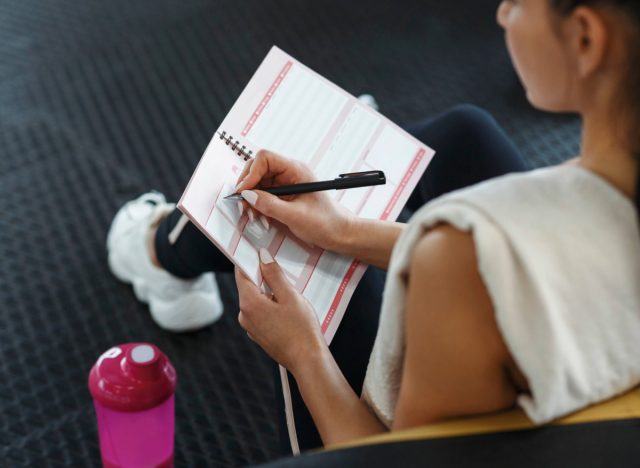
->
[[330, 218, 405, 270], [292, 345, 387, 447]]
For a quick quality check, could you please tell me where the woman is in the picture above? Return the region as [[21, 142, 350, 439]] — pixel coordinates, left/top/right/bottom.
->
[[107, 0, 640, 451]]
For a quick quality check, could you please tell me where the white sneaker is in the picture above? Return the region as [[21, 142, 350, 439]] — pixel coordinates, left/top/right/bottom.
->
[[107, 192, 223, 332], [357, 94, 379, 111]]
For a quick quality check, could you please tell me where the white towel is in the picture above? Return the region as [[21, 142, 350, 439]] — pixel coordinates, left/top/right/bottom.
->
[[362, 165, 640, 427]]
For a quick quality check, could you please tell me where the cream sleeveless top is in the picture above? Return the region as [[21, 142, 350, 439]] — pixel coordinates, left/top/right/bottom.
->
[[362, 165, 640, 427]]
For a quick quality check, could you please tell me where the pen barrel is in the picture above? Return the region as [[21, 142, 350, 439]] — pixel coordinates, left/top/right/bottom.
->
[[332, 176, 385, 190], [263, 176, 385, 197], [264, 181, 337, 196]]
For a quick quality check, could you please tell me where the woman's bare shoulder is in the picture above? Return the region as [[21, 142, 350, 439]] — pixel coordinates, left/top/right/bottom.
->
[[392, 224, 527, 429]]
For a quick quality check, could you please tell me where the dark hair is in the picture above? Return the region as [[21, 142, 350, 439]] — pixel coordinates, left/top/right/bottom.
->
[[549, 0, 640, 209]]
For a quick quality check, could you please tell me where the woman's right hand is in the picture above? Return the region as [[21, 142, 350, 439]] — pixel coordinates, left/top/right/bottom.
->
[[234, 149, 355, 252]]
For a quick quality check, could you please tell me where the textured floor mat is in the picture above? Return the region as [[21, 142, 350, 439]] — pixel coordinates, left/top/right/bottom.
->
[[0, 0, 579, 466], [0, 116, 278, 466]]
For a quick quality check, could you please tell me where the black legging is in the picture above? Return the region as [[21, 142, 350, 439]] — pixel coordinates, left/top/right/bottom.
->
[[155, 104, 527, 452]]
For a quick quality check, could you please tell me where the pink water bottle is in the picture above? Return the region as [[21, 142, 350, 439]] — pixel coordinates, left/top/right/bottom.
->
[[89, 343, 177, 468]]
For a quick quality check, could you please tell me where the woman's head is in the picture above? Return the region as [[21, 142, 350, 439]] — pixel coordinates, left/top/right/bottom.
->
[[497, 1, 640, 138]]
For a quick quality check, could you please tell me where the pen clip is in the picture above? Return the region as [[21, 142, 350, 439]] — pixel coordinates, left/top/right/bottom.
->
[[338, 170, 386, 182]]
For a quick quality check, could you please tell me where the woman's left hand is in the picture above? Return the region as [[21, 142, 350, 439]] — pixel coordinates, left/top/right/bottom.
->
[[234, 248, 326, 372]]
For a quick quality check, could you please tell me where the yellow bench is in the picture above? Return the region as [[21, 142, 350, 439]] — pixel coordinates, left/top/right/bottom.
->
[[333, 386, 640, 450], [262, 388, 640, 467]]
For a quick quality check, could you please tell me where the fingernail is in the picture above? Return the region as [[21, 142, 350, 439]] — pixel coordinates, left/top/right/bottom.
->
[[237, 201, 244, 216], [248, 209, 255, 223], [259, 248, 274, 264], [241, 190, 258, 206], [259, 215, 270, 230], [235, 178, 245, 192]]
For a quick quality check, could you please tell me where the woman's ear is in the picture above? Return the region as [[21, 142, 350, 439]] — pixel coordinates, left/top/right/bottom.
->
[[567, 6, 609, 78]]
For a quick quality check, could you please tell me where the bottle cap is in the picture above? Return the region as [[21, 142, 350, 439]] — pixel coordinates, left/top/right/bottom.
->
[[88, 343, 177, 412]]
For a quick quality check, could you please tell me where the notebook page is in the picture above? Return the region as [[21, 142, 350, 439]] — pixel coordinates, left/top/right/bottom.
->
[[179, 46, 435, 343]]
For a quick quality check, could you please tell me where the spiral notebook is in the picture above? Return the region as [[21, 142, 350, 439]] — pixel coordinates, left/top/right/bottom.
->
[[180, 45, 434, 342], [178, 46, 434, 451]]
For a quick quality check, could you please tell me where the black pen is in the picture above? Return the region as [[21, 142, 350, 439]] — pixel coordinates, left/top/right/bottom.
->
[[223, 170, 386, 200]]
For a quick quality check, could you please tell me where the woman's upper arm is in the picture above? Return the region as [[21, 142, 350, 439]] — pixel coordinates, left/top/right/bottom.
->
[[392, 225, 522, 430]]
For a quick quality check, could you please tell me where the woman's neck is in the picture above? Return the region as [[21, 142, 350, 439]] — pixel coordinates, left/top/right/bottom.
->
[[577, 110, 638, 200]]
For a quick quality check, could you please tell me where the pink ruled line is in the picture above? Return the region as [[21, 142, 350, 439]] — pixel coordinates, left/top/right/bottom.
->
[[380, 148, 426, 221], [321, 259, 360, 333], [241, 61, 293, 137]]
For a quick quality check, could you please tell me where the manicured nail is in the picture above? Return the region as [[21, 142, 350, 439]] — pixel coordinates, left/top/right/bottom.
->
[[247, 208, 255, 223], [259, 215, 270, 230], [259, 248, 274, 264], [241, 190, 258, 206], [237, 201, 244, 216]]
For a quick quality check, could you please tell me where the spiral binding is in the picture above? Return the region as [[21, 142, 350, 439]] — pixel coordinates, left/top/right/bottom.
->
[[217, 131, 254, 161]]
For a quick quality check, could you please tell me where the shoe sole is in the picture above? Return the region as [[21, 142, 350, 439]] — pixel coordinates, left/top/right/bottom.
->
[[109, 251, 224, 332], [150, 292, 223, 333], [108, 252, 152, 303]]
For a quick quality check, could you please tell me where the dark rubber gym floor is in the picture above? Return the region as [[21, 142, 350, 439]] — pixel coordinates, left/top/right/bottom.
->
[[0, 0, 579, 466]]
